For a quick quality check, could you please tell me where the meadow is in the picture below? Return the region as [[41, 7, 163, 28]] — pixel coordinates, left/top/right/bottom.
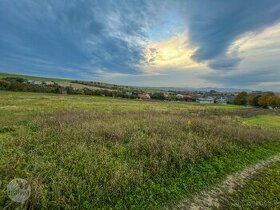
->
[[0, 91, 280, 209]]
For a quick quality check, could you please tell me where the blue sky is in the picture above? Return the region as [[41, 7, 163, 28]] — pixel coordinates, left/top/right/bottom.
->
[[1, 0, 280, 91]]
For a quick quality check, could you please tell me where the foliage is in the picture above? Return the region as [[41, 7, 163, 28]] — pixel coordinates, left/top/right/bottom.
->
[[233, 91, 248, 105], [150, 92, 165, 100], [233, 91, 280, 109], [258, 92, 275, 108], [268, 95, 280, 108]]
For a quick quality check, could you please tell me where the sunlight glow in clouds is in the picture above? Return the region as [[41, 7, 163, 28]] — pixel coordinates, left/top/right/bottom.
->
[[0, 0, 280, 90], [231, 23, 280, 56], [143, 33, 202, 72]]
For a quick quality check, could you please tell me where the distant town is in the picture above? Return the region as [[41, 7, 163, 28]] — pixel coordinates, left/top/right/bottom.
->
[[0, 74, 279, 109]]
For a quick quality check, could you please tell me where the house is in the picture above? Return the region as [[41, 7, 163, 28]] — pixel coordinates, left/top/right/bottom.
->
[[33, 81, 42, 85], [216, 97, 228, 104], [176, 94, 184, 100], [138, 93, 151, 100], [184, 95, 194, 102], [43, 81, 55, 86], [197, 97, 214, 104], [56, 83, 65, 87]]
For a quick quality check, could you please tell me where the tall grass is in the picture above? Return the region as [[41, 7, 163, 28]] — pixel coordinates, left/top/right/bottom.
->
[[1, 109, 279, 209]]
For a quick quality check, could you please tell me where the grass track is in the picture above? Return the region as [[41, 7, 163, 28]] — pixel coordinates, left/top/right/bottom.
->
[[219, 161, 280, 209]]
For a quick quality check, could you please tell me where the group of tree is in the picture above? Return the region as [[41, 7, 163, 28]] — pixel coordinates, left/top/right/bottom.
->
[[0, 77, 62, 94], [71, 80, 129, 91], [233, 91, 280, 108], [0, 77, 140, 99]]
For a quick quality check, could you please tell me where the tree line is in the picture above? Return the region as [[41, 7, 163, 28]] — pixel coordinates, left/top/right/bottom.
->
[[0, 77, 167, 100], [233, 91, 280, 108]]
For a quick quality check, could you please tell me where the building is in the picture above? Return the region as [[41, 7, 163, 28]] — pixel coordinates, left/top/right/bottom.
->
[[43, 81, 55, 86], [184, 95, 194, 102], [176, 94, 184, 100], [197, 97, 214, 104], [33, 81, 42, 85], [216, 97, 228, 104], [138, 93, 151, 100]]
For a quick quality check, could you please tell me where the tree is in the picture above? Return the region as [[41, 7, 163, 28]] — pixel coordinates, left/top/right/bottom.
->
[[268, 95, 280, 108], [258, 92, 275, 108], [247, 94, 262, 107], [233, 91, 248, 105], [151, 92, 165, 100]]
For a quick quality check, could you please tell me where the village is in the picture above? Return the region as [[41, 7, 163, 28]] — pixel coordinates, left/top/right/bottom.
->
[[7, 77, 233, 104]]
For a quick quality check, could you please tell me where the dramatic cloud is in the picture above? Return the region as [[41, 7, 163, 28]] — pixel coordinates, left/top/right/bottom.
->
[[0, 0, 160, 76], [201, 22, 280, 91], [0, 0, 280, 90], [185, 0, 280, 69], [143, 33, 201, 72]]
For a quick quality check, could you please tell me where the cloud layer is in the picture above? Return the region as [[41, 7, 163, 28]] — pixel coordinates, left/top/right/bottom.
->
[[0, 0, 160, 76], [0, 0, 280, 90], [185, 0, 280, 69]]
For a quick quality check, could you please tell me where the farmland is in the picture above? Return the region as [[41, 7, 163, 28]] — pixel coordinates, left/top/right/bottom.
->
[[0, 91, 280, 209]]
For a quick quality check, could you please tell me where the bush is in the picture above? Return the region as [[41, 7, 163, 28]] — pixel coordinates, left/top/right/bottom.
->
[[233, 91, 248, 105]]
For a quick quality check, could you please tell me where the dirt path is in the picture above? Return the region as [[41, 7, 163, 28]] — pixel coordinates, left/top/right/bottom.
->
[[175, 154, 280, 210]]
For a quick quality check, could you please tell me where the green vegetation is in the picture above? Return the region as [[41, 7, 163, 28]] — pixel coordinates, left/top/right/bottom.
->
[[243, 115, 280, 130], [0, 72, 160, 93], [0, 72, 237, 103], [0, 72, 68, 82], [234, 91, 280, 108], [0, 91, 279, 209], [220, 162, 280, 209]]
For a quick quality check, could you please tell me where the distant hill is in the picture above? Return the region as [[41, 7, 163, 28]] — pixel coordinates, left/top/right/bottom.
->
[[0, 72, 165, 93], [149, 87, 252, 93], [0, 72, 263, 94]]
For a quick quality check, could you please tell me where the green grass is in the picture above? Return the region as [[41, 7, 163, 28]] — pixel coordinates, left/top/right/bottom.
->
[[0, 91, 279, 209], [243, 115, 280, 129], [220, 161, 280, 209], [0, 72, 70, 82], [0, 72, 105, 90], [0, 72, 165, 92]]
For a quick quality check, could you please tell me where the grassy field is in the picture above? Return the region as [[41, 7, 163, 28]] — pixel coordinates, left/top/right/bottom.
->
[[243, 115, 280, 130], [220, 161, 280, 209], [0, 91, 279, 209]]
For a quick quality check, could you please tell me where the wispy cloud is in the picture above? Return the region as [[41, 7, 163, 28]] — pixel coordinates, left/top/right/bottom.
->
[[0, 0, 162, 76], [0, 0, 280, 90], [184, 0, 280, 70]]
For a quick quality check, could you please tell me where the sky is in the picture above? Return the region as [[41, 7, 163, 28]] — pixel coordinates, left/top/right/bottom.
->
[[0, 0, 280, 91]]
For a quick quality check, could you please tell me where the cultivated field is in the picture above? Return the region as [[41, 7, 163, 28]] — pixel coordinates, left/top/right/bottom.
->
[[0, 91, 280, 209]]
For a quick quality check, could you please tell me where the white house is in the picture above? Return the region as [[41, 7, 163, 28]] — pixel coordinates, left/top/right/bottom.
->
[[216, 97, 228, 104], [33, 81, 42, 85], [197, 97, 214, 104], [176, 94, 184, 100]]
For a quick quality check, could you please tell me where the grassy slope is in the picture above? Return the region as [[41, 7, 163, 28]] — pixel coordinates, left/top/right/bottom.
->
[[0, 91, 279, 209], [0, 72, 105, 90], [244, 115, 280, 130], [0, 72, 68, 82], [0, 72, 163, 92], [220, 162, 280, 209]]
